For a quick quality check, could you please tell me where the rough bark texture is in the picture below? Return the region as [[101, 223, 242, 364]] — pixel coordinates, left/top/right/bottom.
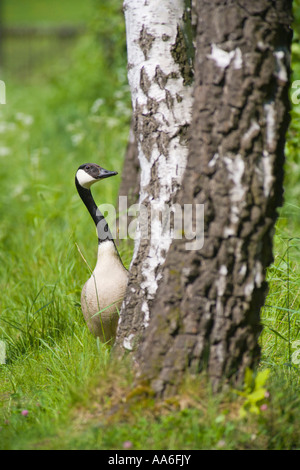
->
[[117, 116, 140, 246], [118, 116, 140, 208], [135, 0, 293, 396], [115, 0, 195, 353]]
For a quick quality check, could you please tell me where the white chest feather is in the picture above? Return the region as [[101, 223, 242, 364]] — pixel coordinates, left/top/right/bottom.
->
[[81, 240, 128, 341]]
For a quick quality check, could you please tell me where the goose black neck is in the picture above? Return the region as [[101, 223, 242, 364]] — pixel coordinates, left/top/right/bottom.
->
[[76, 178, 114, 245]]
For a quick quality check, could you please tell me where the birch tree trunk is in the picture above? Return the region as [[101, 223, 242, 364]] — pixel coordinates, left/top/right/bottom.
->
[[135, 0, 292, 395], [115, 0, 195, 351]]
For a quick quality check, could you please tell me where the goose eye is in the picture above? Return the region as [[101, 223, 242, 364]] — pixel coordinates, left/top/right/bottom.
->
[[86, 165, 90, 170]]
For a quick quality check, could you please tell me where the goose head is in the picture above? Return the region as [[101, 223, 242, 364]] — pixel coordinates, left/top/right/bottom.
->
[[75, 163, 118, 190]]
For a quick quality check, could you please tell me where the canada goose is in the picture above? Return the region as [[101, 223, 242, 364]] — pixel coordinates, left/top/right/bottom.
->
[[75, 163, 128, 343]]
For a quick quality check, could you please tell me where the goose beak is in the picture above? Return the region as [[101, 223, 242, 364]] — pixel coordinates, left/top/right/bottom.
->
[[98, 168, 118, 179]]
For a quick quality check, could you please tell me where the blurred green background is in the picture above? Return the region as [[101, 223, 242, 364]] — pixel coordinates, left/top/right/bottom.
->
[[0, 0, 135, 449], [0, 0, 132, 292], [0, 0, 129, 380]]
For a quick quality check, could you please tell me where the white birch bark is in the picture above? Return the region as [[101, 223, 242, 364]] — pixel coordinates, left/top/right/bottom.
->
[[118, 0, 194, 347]]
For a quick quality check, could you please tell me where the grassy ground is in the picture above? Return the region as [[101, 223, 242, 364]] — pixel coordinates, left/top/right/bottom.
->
[[0, 0, 300, 451]]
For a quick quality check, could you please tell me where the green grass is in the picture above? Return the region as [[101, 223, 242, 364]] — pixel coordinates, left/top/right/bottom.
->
[[0, 0, 300, 451]]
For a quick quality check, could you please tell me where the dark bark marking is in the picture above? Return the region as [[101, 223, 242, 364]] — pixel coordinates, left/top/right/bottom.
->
[[171, 25, 194, 85], [139, 25, 155, 60]]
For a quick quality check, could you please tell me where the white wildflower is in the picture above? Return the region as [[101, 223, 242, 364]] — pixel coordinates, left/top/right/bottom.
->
[[15, 112, 34, 126], [71, 133, 85, 146], [0, 147, 11, 157], [91, 98, 104, 114], [0, 122, 17, 133]]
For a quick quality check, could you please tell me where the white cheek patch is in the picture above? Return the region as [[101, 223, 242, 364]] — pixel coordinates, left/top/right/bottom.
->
[[76, 169, 98, 188]]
